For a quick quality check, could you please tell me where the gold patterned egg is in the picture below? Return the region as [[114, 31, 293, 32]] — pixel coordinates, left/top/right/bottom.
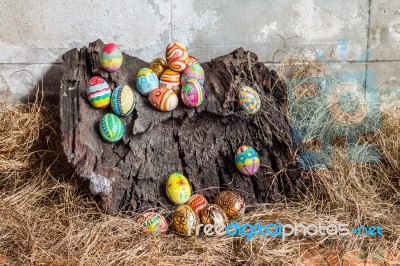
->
[[150, 58, 168, 78], [199, 204, 228, 225], [166, 173, 191, 204], [172, 204, 199, 236], [215, 191, 245, 218], [137, 212, 168, 235]]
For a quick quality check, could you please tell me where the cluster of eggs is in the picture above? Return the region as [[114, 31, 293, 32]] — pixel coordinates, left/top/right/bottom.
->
[[86, 41, 207, 143], [136, 41, 205, 112], [87, 42, 264, 238], [136, 143, 261, 236], [137, 173, 246, 236], [86, 43, 135, 143]]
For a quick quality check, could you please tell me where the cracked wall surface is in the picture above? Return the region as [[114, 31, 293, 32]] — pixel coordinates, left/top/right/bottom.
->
[[0, 0, 399, 110]]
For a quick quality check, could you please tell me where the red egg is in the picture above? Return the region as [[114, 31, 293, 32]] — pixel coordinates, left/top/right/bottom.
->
[[187, 194, 208, 214]]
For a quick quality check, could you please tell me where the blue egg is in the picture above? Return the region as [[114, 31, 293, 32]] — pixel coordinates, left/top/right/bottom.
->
[[136, 68, 159, 96], [111, 85, 136, 116]]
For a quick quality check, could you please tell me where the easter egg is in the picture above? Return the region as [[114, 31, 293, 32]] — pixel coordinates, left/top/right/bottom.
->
[[172, 204, 199, 236], [181, 78, 205, 108], [215, 191, 245, 218], [160, 69, 181, 93], [100, 43, 123, 72], [137, 212, 168, 235], [238, 86, 261, 115], [199, 204, 228, 225], [99, 113, 124, 143], [166, 173, 191, 204], [136, 68, 159, 96], [181, 64, 205, 85], [235, 145, 260, 176], [150, 58, 168, 78], [166, 42, 189, 72], [187, 194, 208, 214], [149, 87, 178, 112], [86, 76, 111, 108], [188, 55, 199, 66], [111, 85, 135, 116]]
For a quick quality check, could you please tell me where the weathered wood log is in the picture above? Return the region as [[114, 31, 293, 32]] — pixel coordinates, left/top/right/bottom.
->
[[60, 39, 302, 214]]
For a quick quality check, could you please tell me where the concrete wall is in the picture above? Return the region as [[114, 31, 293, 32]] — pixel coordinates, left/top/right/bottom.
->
[[0, 0, 399, 108]]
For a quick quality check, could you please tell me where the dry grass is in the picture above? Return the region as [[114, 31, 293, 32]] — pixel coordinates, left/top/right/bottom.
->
[[0, 62, 399, 265]]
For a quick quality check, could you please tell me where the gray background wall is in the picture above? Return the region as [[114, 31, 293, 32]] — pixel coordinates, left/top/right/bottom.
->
[[0, 0, 399, 109]]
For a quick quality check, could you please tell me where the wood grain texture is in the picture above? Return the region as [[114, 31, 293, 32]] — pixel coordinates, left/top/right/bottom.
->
[[60, 40, 303, 214]]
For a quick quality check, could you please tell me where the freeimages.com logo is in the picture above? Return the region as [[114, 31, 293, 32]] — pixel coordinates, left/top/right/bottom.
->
[[286, 39, 381, 168]]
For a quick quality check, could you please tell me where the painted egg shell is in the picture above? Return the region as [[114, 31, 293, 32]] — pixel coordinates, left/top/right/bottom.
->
[[235, 145, 260, 176], [111, 85, 135, 116], [149, 87, 178, 112], [86, 76, 111, 108], [166, 42, 189, 72], [188, 55, 199, 66], [215, 191, 245, 218], [172, 204, 199, 236], [181, 64, 205, 85], [181, 78, 205, 108], [137, 212, 168, 235], [99, 113, 124, 143], [136, 68, 159, 96], [160, 68, 181, 94], [187, 194, 208, 214], [100, 43, 123, 72], [150, 58, 168, 78], [199, 204, 228, 225], [166, 173, 191, 204], [238, 86, 261, 115]]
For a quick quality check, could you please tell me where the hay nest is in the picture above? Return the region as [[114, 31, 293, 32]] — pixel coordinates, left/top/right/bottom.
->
[[0, 60, 399, 265]]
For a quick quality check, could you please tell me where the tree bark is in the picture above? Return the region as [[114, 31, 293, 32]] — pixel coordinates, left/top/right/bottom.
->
[[60, 39, 302, 214]]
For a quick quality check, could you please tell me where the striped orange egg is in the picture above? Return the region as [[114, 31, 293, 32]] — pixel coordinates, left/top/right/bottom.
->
[[149, 87, 178, 112], [160, 68, 181, 94], [165, 41, 189, 72]]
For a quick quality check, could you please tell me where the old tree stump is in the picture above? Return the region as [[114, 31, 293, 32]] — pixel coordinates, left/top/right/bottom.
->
[[60, 40, 302, 214]]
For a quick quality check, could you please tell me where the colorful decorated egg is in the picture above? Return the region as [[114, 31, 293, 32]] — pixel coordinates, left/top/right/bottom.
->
[[181, 64, 205, 85], [188, 55, 199, 66], [149, 87, 178, 112], [100, 43, 123, 72], [172, 204, 199, 236], [86, 76, 111, 108], [160, 69, 181, 93], [111, 85, 135, 116], [215, 191, 245, 218], [238, 86, 261, 115], [187, 194, 208, 214], [166, 173, 191, 204], [150, 58, 168, 78], [181, 78, 205, 108], [166, 42, 189, 72], [99, 113, 124, 143], [136, 68, 159, 96], [137, 212, 168, 235], [199, 204, 228, 225], [235, 145, 260, 176]]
